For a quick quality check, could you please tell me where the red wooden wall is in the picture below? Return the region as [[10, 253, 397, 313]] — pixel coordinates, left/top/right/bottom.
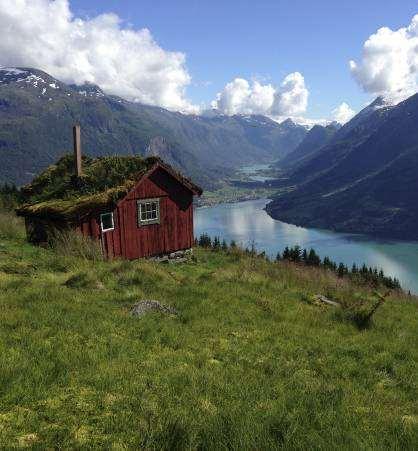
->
[[77, 167, 195, 259]]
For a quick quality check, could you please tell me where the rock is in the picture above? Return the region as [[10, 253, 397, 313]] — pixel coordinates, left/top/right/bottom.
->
[[130, 300, 178, 317], [149, 255, 169, 263], [147, 248, 192, 263], [314, 294, 341, 307], [169, 250, 184, 259], [169, 257, 188, 264]]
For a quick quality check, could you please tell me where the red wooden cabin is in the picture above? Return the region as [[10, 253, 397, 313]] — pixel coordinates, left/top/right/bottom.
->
[[17, 126, 202, 259], [76, 161, 202, 259]]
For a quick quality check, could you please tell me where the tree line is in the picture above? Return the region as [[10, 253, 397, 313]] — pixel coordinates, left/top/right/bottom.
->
[[196, 234, 401, 291]]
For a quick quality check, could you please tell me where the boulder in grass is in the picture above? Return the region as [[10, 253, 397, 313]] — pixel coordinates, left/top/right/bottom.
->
[[130, 300, 178, 317]]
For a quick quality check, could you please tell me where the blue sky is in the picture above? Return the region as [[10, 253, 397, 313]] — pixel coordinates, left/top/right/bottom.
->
[[1, 1, 416, 122], [68, 0, 418, 120]]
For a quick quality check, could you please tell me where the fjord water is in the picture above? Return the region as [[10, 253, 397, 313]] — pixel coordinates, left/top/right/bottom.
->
[[195, 198, 418, 294]]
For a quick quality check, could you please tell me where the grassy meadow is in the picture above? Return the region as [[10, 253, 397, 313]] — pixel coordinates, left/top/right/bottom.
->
[[0, 211, 417, 449]]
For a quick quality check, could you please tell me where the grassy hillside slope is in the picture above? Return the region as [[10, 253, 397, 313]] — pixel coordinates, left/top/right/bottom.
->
[[0, 213, 417, 449]]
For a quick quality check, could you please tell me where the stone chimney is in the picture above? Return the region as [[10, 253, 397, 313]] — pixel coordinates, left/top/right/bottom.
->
[[73, 124, 82, 177]]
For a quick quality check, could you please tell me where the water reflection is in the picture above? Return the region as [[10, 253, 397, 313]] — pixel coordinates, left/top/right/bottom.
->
[[195, 199, 418, 293]]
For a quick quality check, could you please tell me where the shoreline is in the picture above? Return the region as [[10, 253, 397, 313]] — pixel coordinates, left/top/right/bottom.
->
[[196, 187, 275, 208]]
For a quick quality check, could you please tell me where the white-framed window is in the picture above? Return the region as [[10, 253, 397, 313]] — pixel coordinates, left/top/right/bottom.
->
[[100, 212, 114, 232], [137, 198, 160, 226]]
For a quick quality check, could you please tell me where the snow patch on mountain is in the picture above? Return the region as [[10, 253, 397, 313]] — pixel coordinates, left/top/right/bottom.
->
[[0, 67, 27, 76]]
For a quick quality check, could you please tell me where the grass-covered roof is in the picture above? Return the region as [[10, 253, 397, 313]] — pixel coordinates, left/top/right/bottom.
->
[[16, 154, 162, 221]]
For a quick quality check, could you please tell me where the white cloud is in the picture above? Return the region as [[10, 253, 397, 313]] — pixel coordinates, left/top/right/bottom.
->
[[332, 102, 355, 124], [350, 14, 418, 103], [211, 78, 275, 115], [0, 0, 198, 112], [211, 72, 309, 118], [271, 72, 309, 117]]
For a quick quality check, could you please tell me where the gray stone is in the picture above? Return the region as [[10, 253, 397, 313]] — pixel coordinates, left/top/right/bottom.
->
[[149, 255, 169, 263], [169, 250, 184, 259], [168, 257, 187, 264], [130, 300, 178, 317]]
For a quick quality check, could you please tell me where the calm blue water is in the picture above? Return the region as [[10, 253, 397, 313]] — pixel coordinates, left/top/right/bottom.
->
[[195, 198, 418, 294]]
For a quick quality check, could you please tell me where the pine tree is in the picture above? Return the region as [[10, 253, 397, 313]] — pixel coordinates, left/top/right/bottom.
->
[[198, 233, 212, 248], [307, 248, 321, 266], [212, 236, 221, 249], [361, 264, 368, 274], [282, 247, 290, 260], [290, 245, 302, 263], [337, 262, 346, 278], [323, 256, 331, 269]]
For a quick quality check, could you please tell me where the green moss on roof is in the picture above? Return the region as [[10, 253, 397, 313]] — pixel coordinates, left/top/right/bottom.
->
[[17, 154, 161, 221]]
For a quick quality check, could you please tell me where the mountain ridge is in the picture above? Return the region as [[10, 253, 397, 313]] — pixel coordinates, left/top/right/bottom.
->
[[277, 122, 341, 169], [266, 93, 418, 239], [0, 67, 307, 188]]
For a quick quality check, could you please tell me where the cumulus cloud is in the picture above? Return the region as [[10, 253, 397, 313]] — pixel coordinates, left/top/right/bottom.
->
[[350, 14, 418, 103], [211, 78, 275, 115], [332, 102, 355, 124], [271, 72, 309, 117], [0, 0, 197, 112], [211, 72, 309, 118]]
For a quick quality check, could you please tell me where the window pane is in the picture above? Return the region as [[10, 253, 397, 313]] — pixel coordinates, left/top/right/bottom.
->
[[138, 199, 160, 224], [101, 213, 114, 231]]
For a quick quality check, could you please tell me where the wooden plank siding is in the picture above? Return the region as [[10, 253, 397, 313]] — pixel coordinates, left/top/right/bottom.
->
[[78, 166, 195, 260]]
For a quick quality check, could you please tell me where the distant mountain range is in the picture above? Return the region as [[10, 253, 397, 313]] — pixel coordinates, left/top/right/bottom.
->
[[267, 94, 418, 239], [0, 67, 307, 188]]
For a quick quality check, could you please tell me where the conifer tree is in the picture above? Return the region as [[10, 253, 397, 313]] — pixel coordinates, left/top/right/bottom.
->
[[291, 245, 302, 262], [337, 262, 346, 278], [282, 247, 290, 260], [323, 256, 331, 269], [307, 248, 321, 266], [212, 236, 221, 249]]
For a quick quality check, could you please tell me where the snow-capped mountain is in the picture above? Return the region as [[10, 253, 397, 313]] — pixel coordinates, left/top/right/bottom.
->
[[0, 67, 66, 98]]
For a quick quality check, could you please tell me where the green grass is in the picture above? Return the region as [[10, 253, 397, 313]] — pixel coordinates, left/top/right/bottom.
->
[[0, 214, 417, 449]]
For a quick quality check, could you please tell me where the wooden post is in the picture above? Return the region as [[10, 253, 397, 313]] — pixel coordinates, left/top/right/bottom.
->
[[73, 124, 82, 177]]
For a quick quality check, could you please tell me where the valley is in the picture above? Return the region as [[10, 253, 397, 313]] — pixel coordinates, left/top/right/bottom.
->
[[197, 163, 279, 207]]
